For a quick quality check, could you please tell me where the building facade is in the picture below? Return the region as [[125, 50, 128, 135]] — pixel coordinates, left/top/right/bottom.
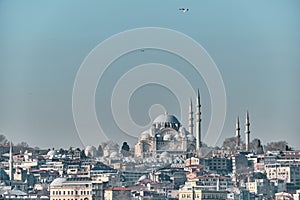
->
[[178, 187, 227, 200], [265, 163, 300, 187], [49, 177, 107, 200]]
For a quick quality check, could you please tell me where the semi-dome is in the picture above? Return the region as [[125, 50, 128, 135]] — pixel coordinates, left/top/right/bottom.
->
[[153, 113, 180, 124], [138, 175, 147, 182], [160, 151, 170, 159], [163, 134, 173, 141], [174, 134, 181, 141], [140, 131, 150, 140]]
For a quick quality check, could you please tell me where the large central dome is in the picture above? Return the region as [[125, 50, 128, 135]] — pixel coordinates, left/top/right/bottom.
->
[[153, 113, 180, 124]]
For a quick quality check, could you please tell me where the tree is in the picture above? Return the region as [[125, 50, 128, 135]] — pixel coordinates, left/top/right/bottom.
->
[[0, 134, 8, 145], [286, 145, 293, 151], [222, 137, 236, 151], [121, 142, 130, 151], [76, 147, 81, 152], [264, 141, 290, 152], [253, 172, 267, 179], [16, 142, 30, 153], [58, 148, 65, 155], [97, 145, 103, 157], [121, 142, 130, 157], [16, 142, 29, 148], [80, 150, 87, 159], [101, 140, 119, 151], [250, 138, 264, 154]]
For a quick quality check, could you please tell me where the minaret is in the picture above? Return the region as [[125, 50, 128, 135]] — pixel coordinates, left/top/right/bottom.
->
[[188, 99, 194, 135], [9, 141, 14, 181], [195, 89, 201, 156], [235, 116, 240, 148], [245, 111, 250, 151]]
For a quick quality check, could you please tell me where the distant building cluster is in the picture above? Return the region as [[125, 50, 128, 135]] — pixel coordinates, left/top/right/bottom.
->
[[1, 91, 300, 200]]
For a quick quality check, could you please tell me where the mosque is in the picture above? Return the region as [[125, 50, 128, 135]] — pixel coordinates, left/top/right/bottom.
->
[[134, 89, 252, 159], [134, 90, 202, 159]]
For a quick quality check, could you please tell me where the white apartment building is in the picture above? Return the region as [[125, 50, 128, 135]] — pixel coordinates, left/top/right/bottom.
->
[[185, 174, 233, 191], [40, 161, 64, 175], [265, 163, 300, 187], [246, 179, 275, 197], [49, 177, 107, 200], [178, 186, 227, 200]]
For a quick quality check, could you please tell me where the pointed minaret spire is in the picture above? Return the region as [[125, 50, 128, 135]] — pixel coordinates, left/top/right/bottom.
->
[[235, 116, 240, 148], [188, 98, 194, 135], [9, 141, 14, 181], [195, 89, 202, 156], [245, 111, 250, 151]]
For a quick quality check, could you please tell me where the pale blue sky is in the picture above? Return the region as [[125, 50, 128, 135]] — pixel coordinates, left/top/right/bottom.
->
[[0, 0, 299, 149]]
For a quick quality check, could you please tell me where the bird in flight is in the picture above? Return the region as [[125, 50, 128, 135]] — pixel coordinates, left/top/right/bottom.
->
[[179, 8, 189, 13]]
